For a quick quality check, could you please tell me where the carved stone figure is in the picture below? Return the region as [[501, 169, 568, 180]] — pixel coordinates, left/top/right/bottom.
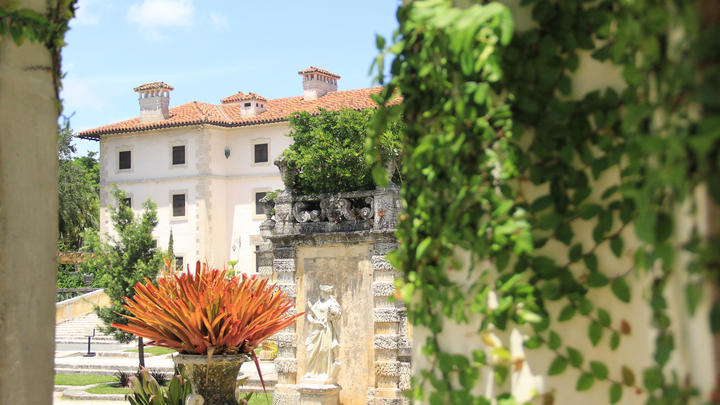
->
[[320, 196, 354, 223], [303, 285, 341, 384]]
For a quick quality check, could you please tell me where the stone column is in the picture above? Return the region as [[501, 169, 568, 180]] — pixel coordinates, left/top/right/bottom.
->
[[368, 242, 409, 405], [273, 246, 300, 405]]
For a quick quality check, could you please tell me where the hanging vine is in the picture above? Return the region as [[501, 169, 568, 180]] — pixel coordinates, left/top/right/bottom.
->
[[369, 0, 720, 404]]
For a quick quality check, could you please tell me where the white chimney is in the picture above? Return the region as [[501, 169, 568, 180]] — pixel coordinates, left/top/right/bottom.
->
[[298, 66, 340, 100], [134, 82, 173, 123], [221, 91, 267, 117]]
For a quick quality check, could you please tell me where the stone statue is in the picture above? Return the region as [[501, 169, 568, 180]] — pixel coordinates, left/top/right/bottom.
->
[[303, 285, 341, 384]]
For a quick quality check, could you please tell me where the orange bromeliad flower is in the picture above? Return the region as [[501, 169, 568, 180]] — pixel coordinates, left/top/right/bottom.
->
[[113, 258, 301, 356]]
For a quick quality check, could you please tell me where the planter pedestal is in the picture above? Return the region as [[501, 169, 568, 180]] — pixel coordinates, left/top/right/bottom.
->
[[174, 354, 251, 405], [297, 383, 341, 405]]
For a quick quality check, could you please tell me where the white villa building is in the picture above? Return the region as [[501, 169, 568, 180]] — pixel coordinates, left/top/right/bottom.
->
[[79, 67, 385, 273]]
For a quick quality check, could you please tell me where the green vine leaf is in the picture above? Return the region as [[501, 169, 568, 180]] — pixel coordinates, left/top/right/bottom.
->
[[566, 347, 583, 367], [558, 304, 575, 322], [587, 271, 609, 288], [548, 330, 562, 350], [548, 356, 567, 376], [643, 367, 664, 391], [539, 212, 563, 230], [576, 372, 595, 391], [610, 332, 620, 351], [568, 244, 583, 262], [584, 253, 599, 273], [579, 203, 602, 219], [610, 235, 624, 258], [588, 321, 603, 346], [416, 237, 432, 261], [577, 297, 594, 315], [610, 382, 623, 404], [590, 361, 609, 380], [597, 308, 611, 327], [611, 278, 631, 303]]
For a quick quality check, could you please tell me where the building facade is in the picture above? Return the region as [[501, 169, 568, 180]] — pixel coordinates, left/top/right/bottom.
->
[[79, 67, 386, 273]]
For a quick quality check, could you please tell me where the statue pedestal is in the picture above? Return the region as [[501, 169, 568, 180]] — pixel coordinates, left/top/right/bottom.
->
[[297, 383, 341, 405]]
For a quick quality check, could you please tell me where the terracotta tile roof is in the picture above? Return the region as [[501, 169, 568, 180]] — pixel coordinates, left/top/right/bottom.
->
[[78, 86, 399, 139], [133, 82, 174, 92], [221, 91, 268, 104], [298, 66, 340, 79]]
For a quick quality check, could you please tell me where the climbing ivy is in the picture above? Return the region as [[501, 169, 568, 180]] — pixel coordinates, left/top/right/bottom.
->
[[370, 0, 720, 404], [0, 0, 78, 110]]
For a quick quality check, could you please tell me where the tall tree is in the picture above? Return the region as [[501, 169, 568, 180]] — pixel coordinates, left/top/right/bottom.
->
[[57, 124, 99, 250], [92, 187, 163, 366]]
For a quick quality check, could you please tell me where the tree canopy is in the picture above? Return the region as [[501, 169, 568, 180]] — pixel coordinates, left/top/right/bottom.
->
[[282, 108, 402, 194], [57, 124, 98, 250]]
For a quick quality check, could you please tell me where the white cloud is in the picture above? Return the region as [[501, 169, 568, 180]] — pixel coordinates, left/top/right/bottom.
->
[[72, 0, 99, 25], [209, 12, 229, 32], [127, 0, 194, 29]]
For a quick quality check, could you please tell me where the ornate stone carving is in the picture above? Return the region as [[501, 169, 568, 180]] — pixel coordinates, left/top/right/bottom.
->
[[320, 196, 354, 223], [358, 197, 374, 220], [293, 201, 322, 223], [274, 155, 297, 190]]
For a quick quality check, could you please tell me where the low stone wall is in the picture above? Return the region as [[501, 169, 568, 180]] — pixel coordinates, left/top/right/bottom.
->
[[55, 289, 110, 324]]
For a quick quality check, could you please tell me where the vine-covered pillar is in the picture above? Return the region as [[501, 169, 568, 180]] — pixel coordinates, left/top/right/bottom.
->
[[369, 0, 720, 403], [0, 0, 72, 403]]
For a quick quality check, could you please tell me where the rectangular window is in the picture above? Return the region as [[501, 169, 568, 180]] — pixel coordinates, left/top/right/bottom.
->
[[255, 192, 267, 215], [151, 240, 158, 248], [172, 193, 186, 217], [172, 145, 185, 165], [119, 150, 131, 170], [121, 197, 132, 208], [175, 256, 184, 271], [254, 143, 268, 163]]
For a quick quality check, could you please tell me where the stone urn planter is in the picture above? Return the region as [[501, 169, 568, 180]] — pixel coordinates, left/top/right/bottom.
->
[[174, 353, 251, 405]]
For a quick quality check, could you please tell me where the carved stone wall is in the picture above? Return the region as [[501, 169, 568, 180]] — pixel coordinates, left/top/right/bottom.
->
[[263, 187, 410, 405]]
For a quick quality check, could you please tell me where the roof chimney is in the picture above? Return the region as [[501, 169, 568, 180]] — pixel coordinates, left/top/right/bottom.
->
[[221, 91, 267, 117], [298, 66, 340, 100], [134, 82, 173, 123]]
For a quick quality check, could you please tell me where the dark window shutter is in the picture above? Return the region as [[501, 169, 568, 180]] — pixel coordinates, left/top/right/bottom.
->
[[173, 194, 186, 217], [119, 151, 131, 169], [172, 145, 185, 165], [255, 192, 267, 215], [254, 143, 268, 163]]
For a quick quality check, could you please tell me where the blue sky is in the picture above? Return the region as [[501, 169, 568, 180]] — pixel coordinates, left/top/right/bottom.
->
[[62, 0, 400, 156]]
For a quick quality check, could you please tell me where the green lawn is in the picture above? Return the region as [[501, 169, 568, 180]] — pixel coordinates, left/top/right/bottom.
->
[[244, 393, 273, 405], [86, 385, 133, 395], [124, 346, 176, 355], [54, 374, 116, 386]]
